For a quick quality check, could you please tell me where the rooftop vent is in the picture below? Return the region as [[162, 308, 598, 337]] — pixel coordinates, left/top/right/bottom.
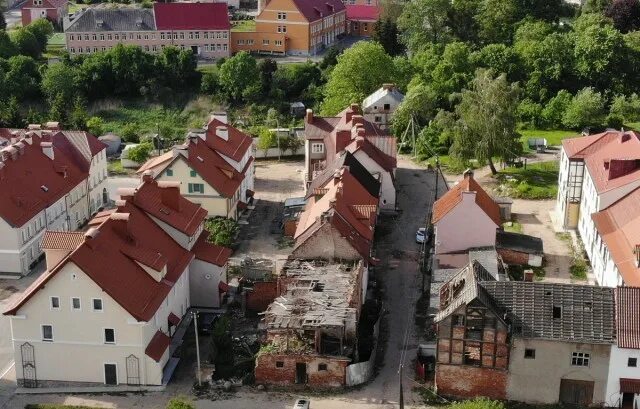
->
[[40, 185, 49, 192], [197, 156, 204, 162], [96, 18, 104, 27]]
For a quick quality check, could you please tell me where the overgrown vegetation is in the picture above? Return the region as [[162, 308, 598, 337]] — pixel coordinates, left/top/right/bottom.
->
[[205, 217, 239, 248], [165, 397, 196, 409], [494, 161, 560, 199]]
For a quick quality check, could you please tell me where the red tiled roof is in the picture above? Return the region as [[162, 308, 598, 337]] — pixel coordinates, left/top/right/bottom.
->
[[153, 2, 231, 30], [124, 178, 208, 236], [22, 0, 67, 9], [432, 174, 501, 226], [204, 118, 253, 163], [0, 134, 88, 227], [168, 312, 181, 326], [345, 136, 396, 172], [592, 188, 640, 286], [145, 330, 170, 362], [616, 287, 640, 349], [192, 231, 232, 267], [40, 231, 85, 251], [290, 0, 345, 22], [187, 139, 244, 198], [346, 5, 379, 21], [136, 151, 173, 175]]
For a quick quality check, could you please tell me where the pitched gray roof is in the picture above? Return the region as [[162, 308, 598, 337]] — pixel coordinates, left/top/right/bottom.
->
[[481, 281, 615, 344], [496, 230, 544, 255], [67, 7, 156, 32]]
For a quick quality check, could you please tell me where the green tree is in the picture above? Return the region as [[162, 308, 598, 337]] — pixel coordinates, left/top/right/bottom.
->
[[218, 51, 259, 101], [121, 122, 141, 143], [0, 30, 17, 58], [0, 6, 6, 30], [166, 397, 196, 409], [517, 98, 544, 128], [201, 71, 219, 94], [541, 89, 573, 128], [0, 97, 23, 128], [69, 97, 89, 130], [86, 116, 106, 136], [127, 142, 153, 163], [41, 62, 80, 103], [48, 93, 68, 126], [205, 217, 238, 247], [373, 18, 404, 56], [476, 0, 520, 44], [392, 81, 439, 140], [451, 69, 521, 174], [562, 87, 606, 129], [258, 58, 278, 96], [582, 0, 611, 13], [25, 18, 54, 51], [322, 42, 396, 115], [471, 44, 523, 83], [4, 55, 41, 100], [450, 0, 481, 43], [10, 28, 41, 58], [609, 93, 640, 122], [257, 127, 277, 156], [397, 0, 452, 51]]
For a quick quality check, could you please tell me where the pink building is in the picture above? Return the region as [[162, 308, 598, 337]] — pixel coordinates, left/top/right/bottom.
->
[[21, 0, 68, 27], [65, 3, 231, 59]]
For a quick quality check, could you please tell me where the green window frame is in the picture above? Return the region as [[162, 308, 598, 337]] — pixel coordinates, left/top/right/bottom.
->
[[190, 170, 197, 177], [188, 183, 204, 194], [166, 169, 173, 176]]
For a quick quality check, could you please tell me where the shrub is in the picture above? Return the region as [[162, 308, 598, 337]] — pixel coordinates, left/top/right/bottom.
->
[[127, 142, 153, 164], [562, 87, 606, 130], [166, 397, 195, 409], [86, 116, 105, 136], [542, 90, 572, 128], [449, 398, 506, 409], [205, 217, 239, 247], [606, 113, 624, 129], [517, 98, 544, 128], [120, 122, 141, 143]]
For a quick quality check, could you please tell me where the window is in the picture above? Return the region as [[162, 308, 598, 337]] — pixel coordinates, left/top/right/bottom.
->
[[69, 34, 74, 41], [318, 363, 327, 371], [237, 39, 245, 45], [374, 115, 382, 122], [571, 352, 590, 367], [71, 297, 81, 310], [180, 32, 185, 39], [275, 40, 282, 46], [189, 32, 194, 39], [104, 328, 115, 344], [452, 314, 465, 326], [552, 306, 562, 319], [93, 298, 103, 311], [42, 325, 53, 341], [190, 170, 197, 177], [276, 361, 284, 368], [629, 358, 638, 367], [383, 103, 391, 110], [100, 34, 104, 41], [204, 32, 209, 39], [524, 349, 536, 359], [277, 25, 287, 33], [92, 34, 97, 41], [277, 12, 287, 19], [263, 39, 270, 45], [311, 143, 324, 154], [195, 32, 200, 39], [51, 297, 60, 309], [188, 183, 204, 194]]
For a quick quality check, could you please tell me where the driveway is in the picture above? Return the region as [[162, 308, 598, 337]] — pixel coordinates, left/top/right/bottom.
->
[[2, 0, 24, 28]]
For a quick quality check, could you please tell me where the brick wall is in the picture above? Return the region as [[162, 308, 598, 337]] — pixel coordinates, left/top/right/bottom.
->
[[245, 281, 278, 312], [497, 248, 529, 266], [436, 364, 508, 400], [255, 353, 350, 387]]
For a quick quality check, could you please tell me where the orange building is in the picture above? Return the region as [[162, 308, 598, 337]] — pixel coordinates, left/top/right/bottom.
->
[[230, 0, 346, 56], [345, 5, 379, 37]]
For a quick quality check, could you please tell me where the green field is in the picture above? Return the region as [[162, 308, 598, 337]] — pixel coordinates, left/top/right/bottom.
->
[[519, 128, 578, 149], [44, 33, 66, 58], [495, 160, 560, 199], [231, 20, 256, 32]]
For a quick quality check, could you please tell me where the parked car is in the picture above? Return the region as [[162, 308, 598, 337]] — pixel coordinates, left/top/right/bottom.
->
[[293, 399, 310, 409], [197, 312, 219, 335], [416, 227, 427, 244]]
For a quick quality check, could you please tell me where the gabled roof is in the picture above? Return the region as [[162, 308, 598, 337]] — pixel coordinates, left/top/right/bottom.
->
[[40, 231, 86, 251], [0, 133, 88, 227], [22, 0, 67, 9], [345, 4, 379, 21], [192, 231, 232, 267], [288, 0, 345, 22], [66, 7, 156, 32], [345, 136, 397, 172], [592, 187, 640, 286], [431, 172, 501, 226], [495, 231, 543, 255], [306, 151, 380, 200], [204, 118, 253, 163], [362, 84, 404, 108], [136, 151, 173, 175], [616, 287, 640, 349], [153, 2, 231, 31]]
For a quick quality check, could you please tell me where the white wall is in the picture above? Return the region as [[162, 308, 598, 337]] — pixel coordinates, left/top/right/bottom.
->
[[434, 192, 498, 254], [606, 346, 640, 407], [189, 259, 224, 308], [352, 150, 396, 211]]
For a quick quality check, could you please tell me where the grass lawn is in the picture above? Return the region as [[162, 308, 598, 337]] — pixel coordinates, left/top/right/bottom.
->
[[231, 20, 256, 32], [418, 154, 478, 175], [94, 104, 192, 141], [44, 33, 67, 58], [503, 220, 523, 233], [519, 128, 577, 149], [67, 1, 88, 13], [197, 64, 218, 75], [494, 161, 559, 199]]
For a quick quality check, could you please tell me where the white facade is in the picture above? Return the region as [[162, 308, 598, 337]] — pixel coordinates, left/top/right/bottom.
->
[[362, 85, 404, 130], [350, 149, 396, 211], [606, 345, 640, 408]]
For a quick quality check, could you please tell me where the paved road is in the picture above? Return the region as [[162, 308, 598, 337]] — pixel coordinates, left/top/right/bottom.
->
[[2, 0, 25, 29]]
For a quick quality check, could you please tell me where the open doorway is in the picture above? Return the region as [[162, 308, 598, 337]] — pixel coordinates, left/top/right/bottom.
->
[[295, 362, 307, 384]]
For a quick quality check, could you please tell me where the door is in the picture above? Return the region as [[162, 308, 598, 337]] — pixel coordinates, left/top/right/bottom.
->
[[104, 363, 118, 385], [559, 379, 594, 406], [623, 392, 634, 409], [295, 362, 307, 384]]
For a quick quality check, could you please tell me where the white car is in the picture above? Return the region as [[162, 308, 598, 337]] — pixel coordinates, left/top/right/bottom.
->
[[416, 227, 427, 244], [293, 398, 310, 409]]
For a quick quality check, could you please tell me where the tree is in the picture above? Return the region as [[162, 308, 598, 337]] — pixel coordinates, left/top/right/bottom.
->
[[562, 87, 606, 129], [319, 46, 341, 69], [605, 0, 640, 33], [41, 62, 80, 104], [10, 28, 41, 58], [0, 6, 6, 30], [86, 116, 106, 136], [127, 142, 153, 164], [218, 51, 259, 101], [397, 0, 452, 51], [476, 0, 520, 44], [48, 93, 68, 126], [272, 62, 321, 100], [201, 71, 219, 94], [609, 93, 640, 122], [69, 97, 89, 130], [582, 0, 611, 13], [3, 55, 41, 100], [541, 89, 573, 128], [205, 217, 238, 247], [373, 18, 404, 56], [25, 18, 54, 51], [426, 42, 474, 101], [257, 58, 277, 96], [391, 81, 439, 139], [257, 128, 277, 156], [450, 69, 521, 174], [0, 97, 23, 128], [322, 42, 396, 115], [166, 397, 195, 409], [121, 122, 141, 143], [449, 0, 481, 43], [0, 30, 17, 59]]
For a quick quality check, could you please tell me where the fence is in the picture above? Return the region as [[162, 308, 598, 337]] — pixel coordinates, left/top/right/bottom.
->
[[254, 145, 305, 159], [345, 309, 382, 387]]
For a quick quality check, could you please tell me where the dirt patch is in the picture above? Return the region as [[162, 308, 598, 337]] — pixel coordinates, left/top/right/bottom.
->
[[0, 286, 18, 301]]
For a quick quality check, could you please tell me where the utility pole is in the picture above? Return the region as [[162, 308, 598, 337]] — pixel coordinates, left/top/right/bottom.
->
[[193, 311, 202, 386], [399, 364, 404, 409]]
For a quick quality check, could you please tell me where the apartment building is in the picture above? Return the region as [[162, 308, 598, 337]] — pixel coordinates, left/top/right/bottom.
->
[[21, 0, 68, 26], [3, 177, 231, 388], [137, 113, 255, 219], [65, 3, 231, 58], [555, 130, 640, 286], [0, 127, 108, 278], [233, 0, 346, 56]]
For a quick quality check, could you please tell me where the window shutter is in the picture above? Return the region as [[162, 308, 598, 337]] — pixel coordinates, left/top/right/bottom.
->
[[188, 183, 193, 193]]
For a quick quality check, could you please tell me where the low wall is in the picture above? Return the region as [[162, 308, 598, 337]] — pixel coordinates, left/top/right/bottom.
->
[[254, 146, 304, 159]]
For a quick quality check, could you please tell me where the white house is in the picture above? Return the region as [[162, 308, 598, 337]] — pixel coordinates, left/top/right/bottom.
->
[[362, 83, 404, 130], [556, 131, 640, 286], [0, 127, 108, 278], [606, 287, 640, 409], [3, 177, 231, 389], [137, 113, 255, 220]]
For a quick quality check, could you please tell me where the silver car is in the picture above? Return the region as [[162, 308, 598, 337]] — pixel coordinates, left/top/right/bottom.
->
[[293, 398, 310, 409]]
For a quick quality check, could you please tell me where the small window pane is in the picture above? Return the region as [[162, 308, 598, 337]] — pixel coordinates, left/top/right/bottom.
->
[[51, 297, 60, 309], [629, 358, 638, 367], [93, 299, 103, 311], [42, 325, 53, 341], [104, 328, 115, 344], [72, 297, 81, 310]]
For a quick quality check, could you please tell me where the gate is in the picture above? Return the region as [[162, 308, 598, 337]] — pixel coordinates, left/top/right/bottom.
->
[[126, 354, 140, 385], [20, 342, 37, 388]]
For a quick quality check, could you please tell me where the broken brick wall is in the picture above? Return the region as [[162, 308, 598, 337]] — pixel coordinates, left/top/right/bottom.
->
[[245, 281, 278, 312], [436, 364, 508, 400], [497, 248, 530, 266], [255, 353, 350, 387]]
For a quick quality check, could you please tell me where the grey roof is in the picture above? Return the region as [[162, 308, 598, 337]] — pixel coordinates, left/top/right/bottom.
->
[[66, 7, 156, 32], [481, 281, 615, 344], [284, 197, 306, 208], [362, 86, 404, 109], [468, 247, 507, 281], [496, 231, 544, 255], [305, 151, 380, 199]]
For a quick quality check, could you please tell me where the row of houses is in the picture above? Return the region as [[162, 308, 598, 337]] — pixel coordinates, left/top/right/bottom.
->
[[51, 0, 383, 58]]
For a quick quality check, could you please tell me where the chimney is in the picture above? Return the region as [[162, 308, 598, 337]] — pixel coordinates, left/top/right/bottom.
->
[[0, 149, 9, 161], [357, 127, 366, 138], [158, 181, 181, 210], [7, 146, 18, 161], [115, 199, 127, 208], [83, 227, 99, 249], [215, 126, 229, 141], [141, 169, 154, 183], [212, 112, 228, 125], [382, 83, 395, 91], [621, 131, 632, 143], [333, 168, 342, 183], [523, 269, 534, 282], [14, 142, 25, 155], [27, 124, 42, 130], [45, 121, 60, 131], [110, 213, 132, 241], [352, 115, 364, 127], [41, 141, 54, 160], [463, 168, 474, 180], [117, 187, 136, 202], [305, 109, 314, 124], [23, 133, 34, 145]]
